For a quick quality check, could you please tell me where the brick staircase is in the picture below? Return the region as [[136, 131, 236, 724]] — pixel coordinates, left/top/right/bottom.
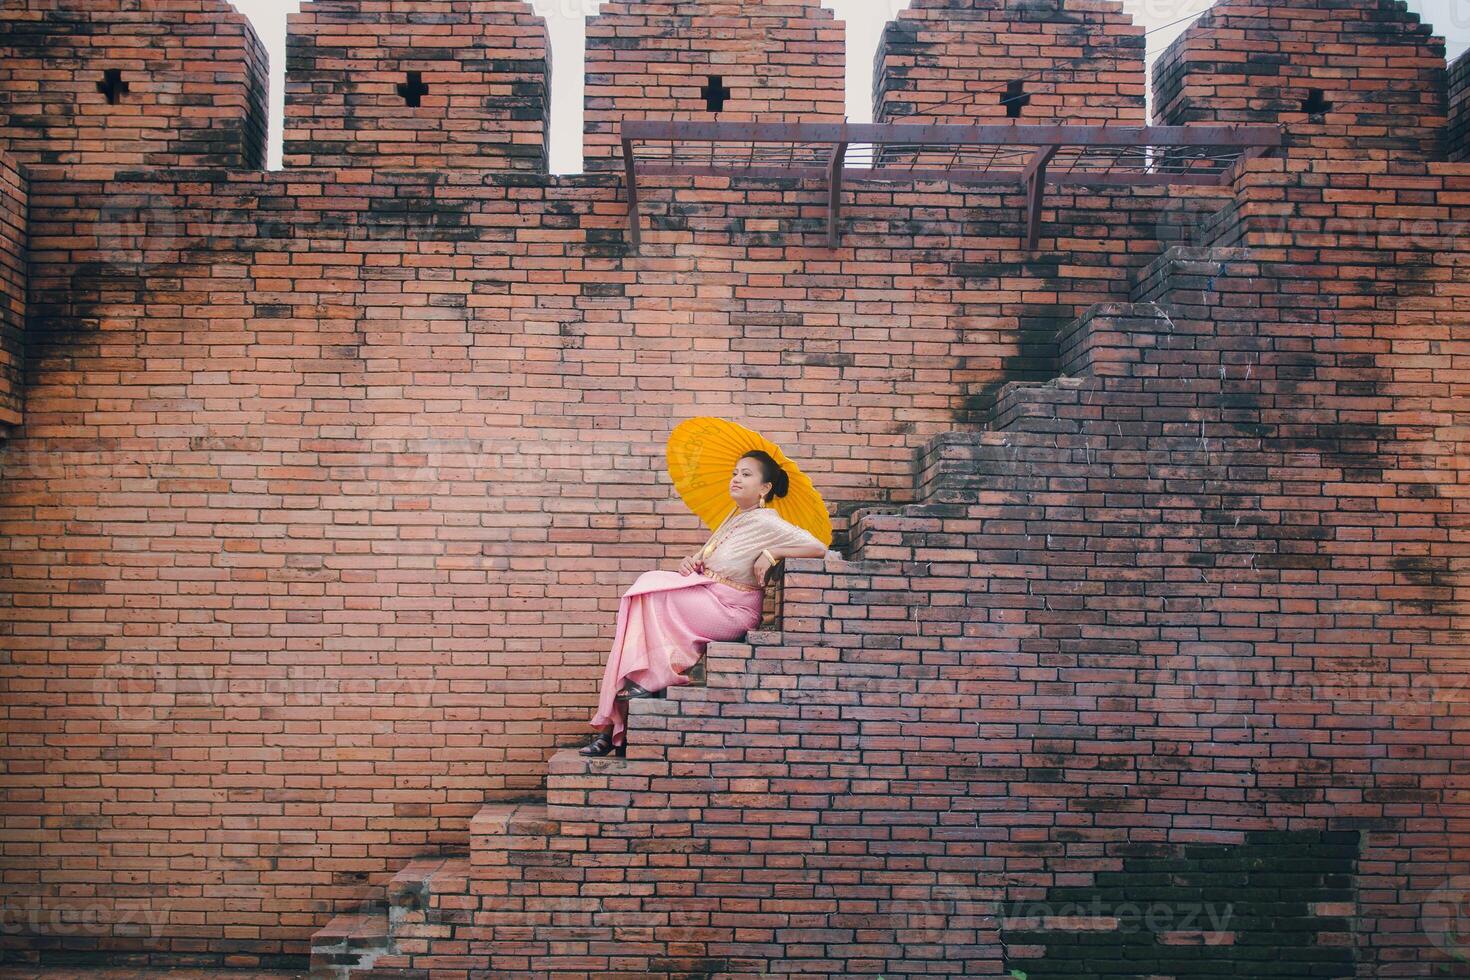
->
[[308, 236, 1459, 976], [311, 851, 472, 978], [308, 641, 795, 976], [849, 244, 1262, 530]]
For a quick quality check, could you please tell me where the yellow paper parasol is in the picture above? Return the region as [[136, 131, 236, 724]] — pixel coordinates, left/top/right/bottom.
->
[[666, 416, 833, 548]]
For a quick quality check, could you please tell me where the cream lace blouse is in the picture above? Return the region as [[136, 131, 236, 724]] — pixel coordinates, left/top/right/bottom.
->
[[695, 506, 828, 590]]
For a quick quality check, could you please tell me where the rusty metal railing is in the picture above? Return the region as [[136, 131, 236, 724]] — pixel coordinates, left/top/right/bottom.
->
[[619, 121, 1281, 250]]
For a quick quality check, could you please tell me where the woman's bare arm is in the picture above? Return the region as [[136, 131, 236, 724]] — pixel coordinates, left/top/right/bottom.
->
[[766, 544, 827, 560]]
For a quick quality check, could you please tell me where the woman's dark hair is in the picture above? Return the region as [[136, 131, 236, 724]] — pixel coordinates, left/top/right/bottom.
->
[[739, 450, 789, 502]]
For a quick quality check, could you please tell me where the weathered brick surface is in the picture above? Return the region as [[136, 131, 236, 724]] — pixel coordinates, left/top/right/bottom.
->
[[381, 157, 1466, 979], [1, 1, 1468, 976], [1452, 48, 1470, 161], [1152, 0, 1448, 159], [583, 0, 845, 171], [875, 0, 1147, 125], [0, 150, 23, 429], [1, 163, 1194, 966], [0, 0, 267, 171], [1003, 831, 1362, 976], [284, 0, 551, 172]]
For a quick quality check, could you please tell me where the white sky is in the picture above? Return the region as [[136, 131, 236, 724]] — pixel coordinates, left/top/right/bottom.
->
[[234, 0, 1470, 173]]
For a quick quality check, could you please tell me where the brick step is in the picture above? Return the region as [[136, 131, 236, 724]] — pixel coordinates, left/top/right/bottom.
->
[[534, 635, 790, 828], [1188, 193, 1286, 250], [308, 852, 472, 979], [844, 499, 964, 547], [1126, 245, 1257, 307], [849, 500, 1136, 566], [309, 909, 390, 979], [961, 247, 1255, 427], [545, 747, 664, 824], [985, 376, 1097, 433], [621, 637, 770, 705], [1191, 201, 1241, 248], [385, 854, 472, 931], [1057, 301, 1191, 379], [468, 800, 559, 852], [909, 371, 1274, 508], [709, 636, 765, 685], [850, 410, 1272, 561], [463, 798, 596, 950], [468, 800, 567, 895], [984, 374, 1273, 438], [913, 428, 1074, 505], [852, 502, 1034, 564]]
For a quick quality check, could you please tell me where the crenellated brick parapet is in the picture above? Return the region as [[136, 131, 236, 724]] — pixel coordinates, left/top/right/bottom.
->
[[1152, 0, 1448, 160], [284, 0, 552, 172], [582, 0, 846, 171], [0, 0, 268, 171], [875, 0, 1147, 125]]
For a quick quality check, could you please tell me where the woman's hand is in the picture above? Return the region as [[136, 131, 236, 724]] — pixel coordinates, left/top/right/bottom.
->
[[679, 554, 706, 576], [753, 552, 777, 582]]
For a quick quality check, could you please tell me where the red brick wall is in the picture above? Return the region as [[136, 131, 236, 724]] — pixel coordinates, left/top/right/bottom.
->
[[875, 0, 1147, 125], [0, 0, 267, 171], [1152, 0, 1448, 160], [0, 150, 23, 430], [374, 156, 1470, 980], [2, 0, 1469, 974], [284, 0, 551, 172], [0, 163, 1212, 964], [583, 0, 845, 171], [1452, 48, 1470, 161]]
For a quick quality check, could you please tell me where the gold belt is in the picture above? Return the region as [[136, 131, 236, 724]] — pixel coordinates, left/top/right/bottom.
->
[[700, 569, 762, 593]]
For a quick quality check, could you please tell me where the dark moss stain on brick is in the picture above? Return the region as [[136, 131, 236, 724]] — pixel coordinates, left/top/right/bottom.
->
[[27, 262, 147, 376], [365, 196, 477, 243], [1003, 830, 1360, 979], [961, 289, 1067, 422]]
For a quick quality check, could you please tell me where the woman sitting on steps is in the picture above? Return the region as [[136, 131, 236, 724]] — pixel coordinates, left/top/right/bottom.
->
[[580, 450, 829, 757]]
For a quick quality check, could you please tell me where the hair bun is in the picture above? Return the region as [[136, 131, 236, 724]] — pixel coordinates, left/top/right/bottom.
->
[[770, 462, 790, 500]]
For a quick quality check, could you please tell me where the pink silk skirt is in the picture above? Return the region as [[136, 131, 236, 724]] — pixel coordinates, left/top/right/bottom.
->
[[590, 569, 765, 746]]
